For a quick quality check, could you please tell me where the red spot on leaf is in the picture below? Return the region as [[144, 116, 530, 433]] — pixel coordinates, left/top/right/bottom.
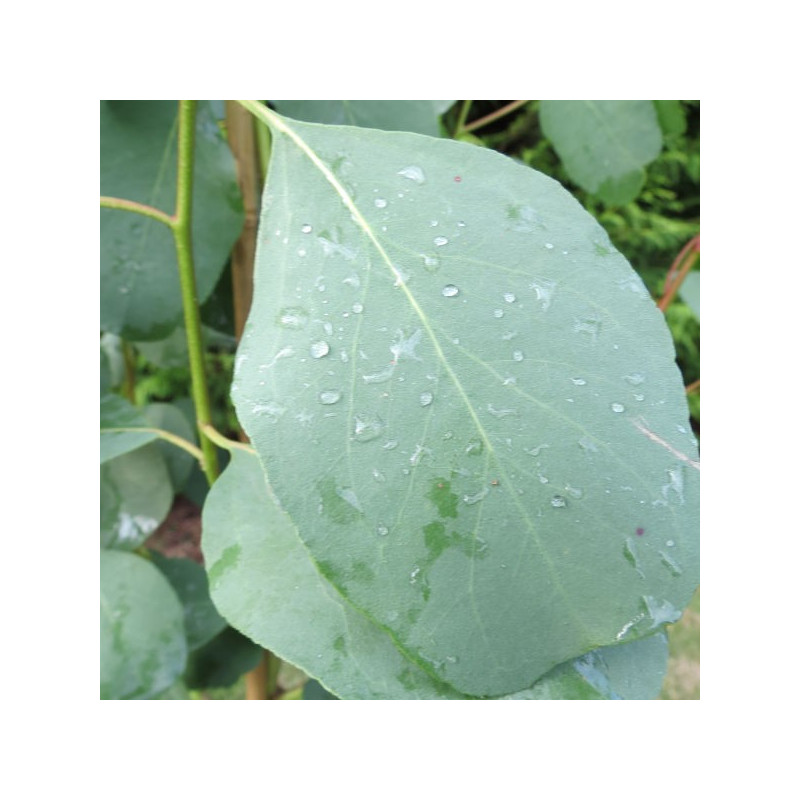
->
[[636, 527, 645, 536], [454, 176, 462, 183]]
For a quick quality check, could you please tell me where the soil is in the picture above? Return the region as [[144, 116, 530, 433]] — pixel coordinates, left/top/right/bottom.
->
[[145, 495, 204, 564]]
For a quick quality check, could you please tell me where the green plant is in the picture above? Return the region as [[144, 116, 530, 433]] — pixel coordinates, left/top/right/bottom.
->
[[100, 100, 699, 700]]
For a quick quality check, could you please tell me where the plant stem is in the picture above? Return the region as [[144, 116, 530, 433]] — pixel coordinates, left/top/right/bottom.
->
[[121, 340, 138, 403], [658, 234, 700, 312], [199, 423, 254, 453], [100, 196, 175, 228], [172, 100, 219, 485], [101, 426, 205, 461], [453, 100, 473, 137], [685, 379, 700, 394], [463, 100, 529, 133]]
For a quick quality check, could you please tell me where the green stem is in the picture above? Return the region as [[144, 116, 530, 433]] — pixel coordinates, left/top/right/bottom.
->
[[101, 426, 205, 462], [453, 100, 473, 137], [173, 100, 219, 485], [100, 196, 175, 228], [200, 423, 255, 454], [463, 100, 529, 133]]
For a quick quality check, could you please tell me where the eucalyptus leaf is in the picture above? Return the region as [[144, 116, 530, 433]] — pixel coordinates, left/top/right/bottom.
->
[[150, 552, 227, 650], [540, 101, 663, 205], [100, 443, 173, 550], [143, 402, 197, 492], [679, 272, 700, 319], [232, 108, 698, 697], [100, 100, 244, 340], [271, 101, 455, 137], [100, 394, 158, 463], [100, 550, 187, 699], [183, 626, 264, 690], [204, 449, 678, 699]]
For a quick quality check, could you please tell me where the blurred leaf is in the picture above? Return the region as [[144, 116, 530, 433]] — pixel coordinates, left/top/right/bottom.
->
[[100, 443, 173, 550], [303, 679, 338, 699], [679, 272, 700, 319], [540, 100, 663, 205], [100, 100, 244, 340], [271, 100, 454, 137], [183, 626, 263, 690], [143, 402, 197, 492], [150, 552, 227, 650], [100, 394, 158, 463], [100, 550, 187, 699], [654, 100, 688, 137]]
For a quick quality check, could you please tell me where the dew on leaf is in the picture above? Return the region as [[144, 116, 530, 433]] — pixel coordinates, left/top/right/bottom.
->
[[377, 523, 389, 536], [419, 391, 434, 407], [545, 242, 554, 249], [301, 224, 312, 233], [397, 165, 426, 184], [352, 302, 364, 314], [362, 364, 395, 384], [423, 255, 440, 270], [382, 439, 398, 450], [278, 307, 309, 329], [372, 468, 386, 483], [251, 400, 286, 422], [574, 317, 601, 340], [487, 403, 517, 418], [353, 414, 385, 442], [530, 280, 556, 310], [434, 236, 449, 247], [624, 373, 646, 386], [463, 486, 489, 505], [465, 438, 484, 456], [503, 292, 516, 303], [611, 402, 626, 413], [335, 487, 363, 512], [318, 390, 342, 405], [550, 495, 567, 508], [571, 378, 587, 386], [310, 341, 330, 359], [512, 350, 524, 362], [374, 198, 388, 208], [442, 284, 459, 297], [659, 550, 683, 577], [493, 309, 505, 318]]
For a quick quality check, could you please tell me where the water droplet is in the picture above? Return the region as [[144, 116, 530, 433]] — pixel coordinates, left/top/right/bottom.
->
[[662, 466, 685, 504], [578, 437, 598, 453], [525, 443, 549, 456], [442, 284, 459, 297], [352, 302, 364, 314], [336, 487, 363, 512], [564, 485, 584, 499], [465, 438, 483, 456], [301, 224, 312, 234], [318, 390, 341, 405], [643, 595, 682, 627], [277, 307, 309, 329], [434, 236, 449, 247], [410, 565, 421, 583], [487, 404, 517, 418], [574, 317, 601, 340], [419, 391, 434, 407], [463, 486, 489, 505], [310, 341, 330, 359], [666, 539, 675, 548], [503, 292, 516, 303], [423, 255, 439, 270], [512, 350, 524, 362], [430, 220, 439, 227], [611, 402, 626, 413], [382, 439, 398, 450], [571, 378, 587, 386], [362, 364, 395, 384], [659, 550, 683, 577], [251, 400, 286, 422], [377, 523, 389, 536], [530, 280, 556, 310], [374, 198, 388, 208], [297, 248, 307, 257], [545, 242, 554, 249], [372, 468, 386, 483], [493, 309, 505, 318], [397, 165, 426, 183], [550, 495, 567, 508], [623, 537, 645, 578], [353, 414, 385, 443], [624, 373, 646, 386]]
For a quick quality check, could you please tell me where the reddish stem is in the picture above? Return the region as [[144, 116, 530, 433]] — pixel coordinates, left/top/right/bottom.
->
[[658, 234, 700, 312]]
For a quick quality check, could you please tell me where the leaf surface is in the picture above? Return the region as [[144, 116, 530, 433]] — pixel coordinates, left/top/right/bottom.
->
[[100, 550, 187, 699], [232, 108, 699, 697], [540, 101, 662, 205], [271, 101, 454, 136], [100, 100, 244, 340], [100, 394, 158, 463]]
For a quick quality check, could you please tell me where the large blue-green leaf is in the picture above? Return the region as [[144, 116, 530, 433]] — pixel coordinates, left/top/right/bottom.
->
[[540, 101, 663, 205], [100, 100, 244, 340], [232, 106, 699, 697], [204, 449, 673, 699], [271, 101, 455, 137], [100, 550, 187, 699], [143, 402, 196, 492], [679, 272, 700, 319]]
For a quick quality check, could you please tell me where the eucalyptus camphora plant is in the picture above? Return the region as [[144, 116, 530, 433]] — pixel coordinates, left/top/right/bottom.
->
[[100, 100, 699, 700]]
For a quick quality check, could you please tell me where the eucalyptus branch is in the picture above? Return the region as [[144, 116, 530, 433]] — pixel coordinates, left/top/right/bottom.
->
[[101, 427, 205, 462], [453, 100, 473, 137], [463, 100, 529, 133], [100, 195, 175, 228], [685, 379, 700, 395], [199, 423, 255, 454], [173, 100, 220, 484]]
